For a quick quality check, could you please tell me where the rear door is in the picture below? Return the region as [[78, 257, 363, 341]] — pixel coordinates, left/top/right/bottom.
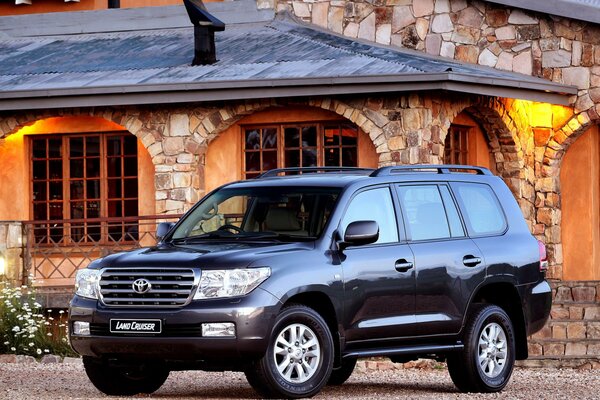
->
[[395, 183, 486, 336], [340, 186, 417, 342]]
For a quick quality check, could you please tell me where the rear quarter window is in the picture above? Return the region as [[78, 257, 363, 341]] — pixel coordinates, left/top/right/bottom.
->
[[451, 182, 507, 236]]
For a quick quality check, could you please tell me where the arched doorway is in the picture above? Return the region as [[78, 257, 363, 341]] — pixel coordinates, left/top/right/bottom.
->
[[560, 125, 600, 280], [204, 106, 378, 191], [0, 116, 156, 285], [443, 110, 494, 171]]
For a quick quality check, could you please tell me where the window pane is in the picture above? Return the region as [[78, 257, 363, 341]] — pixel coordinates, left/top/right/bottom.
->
[[86, 136, 100, 157], [70, 159, 84, 178], [324, 126, 340, 146], [453, 183, 506, 236], [324, 147, 339, 166], [32, 161, 47, 180], [48, 203, 63, 220], [33, 182, 46, 201], [48, 160, 62, 179], [70, 202, 84, 219], [123, 136, 137, 156], [124, 178, 138, 198], [32, 139, 46, 159], [86, 158, 100, 178], [245, 129, 260, 150], [87, 179, 100, 199], [302, 148, 317, 167], [302, 126, 317, 147], [107, 136, 122, 156], [341, 147, 357, 166], [284, 127, 300, 148], [107, 157, 121, 177], [70, 181, 84, 200], [33, 203, 47, 220], [262, 128, 277, 149], [263, 150, 277, 170], [69, 137, 83, 158], [341, 127, 358, 145], [341, 188, 398, 244], [397, 185, 451, 241], [439, 186, 464, 237], [108, 200, 123, 217], [48, 139, 62, 158], [124, 200, 138, 217], [107, 178, 122, 199], [123, 157, 137, 177], [285, 150, 300, 168], [245, 152, 260, 172], [49, 182, 62, 201], [87, 201, 100, 218]]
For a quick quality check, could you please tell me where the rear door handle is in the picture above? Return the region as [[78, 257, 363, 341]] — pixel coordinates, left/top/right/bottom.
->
[[463, 255, 482, 267], [395, 259, 414, 272]]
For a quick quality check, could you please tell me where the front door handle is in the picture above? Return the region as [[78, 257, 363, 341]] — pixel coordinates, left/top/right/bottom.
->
[[395, 259, 414, 272], [463, 255, 482, 267]]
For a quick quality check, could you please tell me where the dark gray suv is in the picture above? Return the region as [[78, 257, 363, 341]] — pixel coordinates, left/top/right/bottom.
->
[[69, 165, 552, 398]]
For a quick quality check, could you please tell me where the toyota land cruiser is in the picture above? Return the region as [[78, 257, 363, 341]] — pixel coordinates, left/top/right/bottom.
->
[[69, 165, 552, 398]]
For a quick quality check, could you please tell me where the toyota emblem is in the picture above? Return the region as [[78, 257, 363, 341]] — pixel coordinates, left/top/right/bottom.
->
[[132, 278, 152, 294]]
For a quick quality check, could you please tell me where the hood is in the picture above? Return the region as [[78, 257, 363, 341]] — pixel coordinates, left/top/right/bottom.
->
[[95, 241, 312, 270]]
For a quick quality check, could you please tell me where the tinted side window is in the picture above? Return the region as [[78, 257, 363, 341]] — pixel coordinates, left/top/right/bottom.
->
[[396, 185, 456, 241], [452, 183, 506, 236], [341, 187, 398, 244], [439, 185, 465, 237]]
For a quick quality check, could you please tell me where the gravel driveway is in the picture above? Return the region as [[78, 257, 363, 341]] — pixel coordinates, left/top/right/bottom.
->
[[1, 361, 598, 400]]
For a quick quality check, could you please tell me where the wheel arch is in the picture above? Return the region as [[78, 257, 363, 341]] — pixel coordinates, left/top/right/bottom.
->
[[470, 282, 528, 360]]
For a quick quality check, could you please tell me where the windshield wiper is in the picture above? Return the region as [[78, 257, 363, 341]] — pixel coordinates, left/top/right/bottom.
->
[[171, 231, 280, 244]]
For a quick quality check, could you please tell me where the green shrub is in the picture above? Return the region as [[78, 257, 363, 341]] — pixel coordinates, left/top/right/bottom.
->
[[0, 282, 75, 357]]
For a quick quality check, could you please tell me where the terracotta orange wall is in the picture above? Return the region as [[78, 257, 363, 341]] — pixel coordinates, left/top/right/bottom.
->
[[452, 112, 492, 170], [0, 117, 155, 221], [0, 0, 220, 15], [561, 125, 600, 281], [205, 107, 379, 192]]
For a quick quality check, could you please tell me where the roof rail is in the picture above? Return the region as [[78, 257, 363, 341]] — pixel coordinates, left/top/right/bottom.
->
[[258, 167, 375, 178], [370, 164, 492, 177]]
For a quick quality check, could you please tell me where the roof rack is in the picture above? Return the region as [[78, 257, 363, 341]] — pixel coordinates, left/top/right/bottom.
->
[[370, 164, 492, 177], [258, 167, 375, 178]]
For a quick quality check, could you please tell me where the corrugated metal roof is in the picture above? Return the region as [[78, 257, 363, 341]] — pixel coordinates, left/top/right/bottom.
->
[[0, 8, 576, 111]]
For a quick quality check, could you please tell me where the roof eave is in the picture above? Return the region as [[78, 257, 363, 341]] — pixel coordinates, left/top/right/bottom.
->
[[0, 73, 576, 111]]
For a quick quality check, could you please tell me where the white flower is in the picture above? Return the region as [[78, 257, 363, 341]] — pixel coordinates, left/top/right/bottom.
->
[[10, 308, 16, 313], [58, 310, 65, 314], [10, 347, 15, 351], [36, 349, 42, 355], [3, 341, 8, 345], [44, 349, 49, 353], [46, 333, 52, 337], [28, 342, 34, 347], [12, 326, 20, 332]]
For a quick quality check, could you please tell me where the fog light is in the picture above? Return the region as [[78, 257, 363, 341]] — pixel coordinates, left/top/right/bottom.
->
[[202, 322, 235, 337], [73, 321, 90, 336]]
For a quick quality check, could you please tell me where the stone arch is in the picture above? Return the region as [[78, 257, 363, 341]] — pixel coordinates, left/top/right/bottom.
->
[[190, 97, 392, 158], [0, 110, 201, 215]]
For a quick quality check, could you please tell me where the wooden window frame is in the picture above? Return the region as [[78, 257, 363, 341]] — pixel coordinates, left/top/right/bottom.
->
[[444, 124, 470, 165], [29, 131, 138, 246], [241, 121, 360, 178]]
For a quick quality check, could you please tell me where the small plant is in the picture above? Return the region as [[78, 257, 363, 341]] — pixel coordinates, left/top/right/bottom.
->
[[0, 282, 75, 357]]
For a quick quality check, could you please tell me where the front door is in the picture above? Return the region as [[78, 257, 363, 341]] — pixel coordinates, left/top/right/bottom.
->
[[395, 183, 486, 336], [340, 186, 417, 343]]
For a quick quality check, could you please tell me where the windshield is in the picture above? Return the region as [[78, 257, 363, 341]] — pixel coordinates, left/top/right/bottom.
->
[[170, 186, 341, 242]]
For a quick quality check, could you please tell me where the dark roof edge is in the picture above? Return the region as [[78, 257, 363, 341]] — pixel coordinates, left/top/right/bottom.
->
[[0, 73, 575, 111], [485, 0, 600, 25]]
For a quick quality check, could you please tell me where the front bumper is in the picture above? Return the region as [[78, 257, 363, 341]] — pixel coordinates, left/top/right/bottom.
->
[[69, 287, 281, 362]]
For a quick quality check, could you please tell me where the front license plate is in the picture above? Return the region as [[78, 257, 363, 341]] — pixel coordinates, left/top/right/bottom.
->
[[110, 319, 162, 334]]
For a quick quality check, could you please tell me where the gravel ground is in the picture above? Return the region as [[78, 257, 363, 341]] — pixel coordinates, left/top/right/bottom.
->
[[0, 362, 598, 400]]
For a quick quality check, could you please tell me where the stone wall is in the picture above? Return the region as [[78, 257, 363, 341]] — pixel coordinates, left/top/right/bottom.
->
[[0, 221, 23, 286]]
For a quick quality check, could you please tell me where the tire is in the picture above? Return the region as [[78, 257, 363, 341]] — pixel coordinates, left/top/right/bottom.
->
[[83, 356, 169, 396], [245, 304, 334, 398], [447, 304, 516, 393], [327, 358, 357, 386]]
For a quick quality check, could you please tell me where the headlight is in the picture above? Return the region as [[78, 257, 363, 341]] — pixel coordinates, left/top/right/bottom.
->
[[194, 267, 270, 299], [75, 269, 101, 299]]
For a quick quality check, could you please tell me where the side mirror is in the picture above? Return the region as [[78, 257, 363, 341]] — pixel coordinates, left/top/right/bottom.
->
[[340, 220, 379, 249], [156, 222, 175, 241]]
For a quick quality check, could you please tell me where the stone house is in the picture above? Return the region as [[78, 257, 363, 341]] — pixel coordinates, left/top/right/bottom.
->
[[0, 0, 598, 366]]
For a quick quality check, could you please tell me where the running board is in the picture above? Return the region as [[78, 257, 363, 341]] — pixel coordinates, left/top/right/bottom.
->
[[342, 343, 464, 359]]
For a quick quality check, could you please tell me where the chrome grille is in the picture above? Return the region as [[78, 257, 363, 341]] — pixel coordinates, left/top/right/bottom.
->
[[99, 268, 198, 307]]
